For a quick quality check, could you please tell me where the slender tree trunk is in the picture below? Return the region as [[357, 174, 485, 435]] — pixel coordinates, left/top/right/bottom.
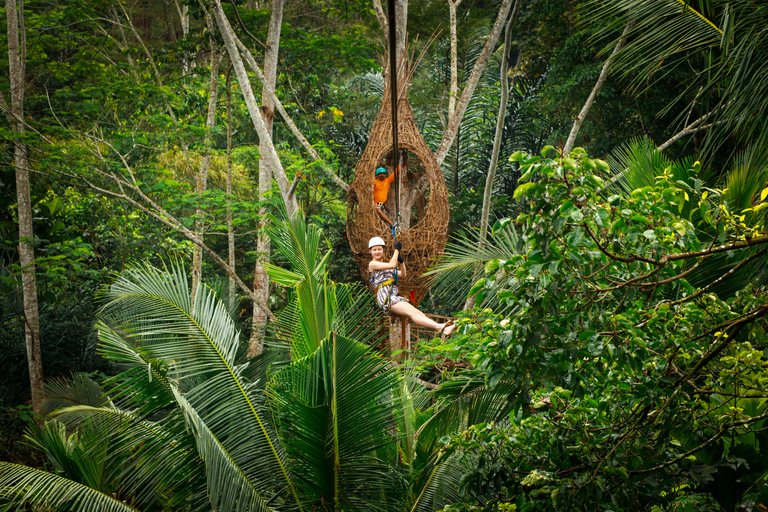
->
[[452, 130, 460, 194], [172, 0, 191, 73], [448, 0, 463, 121], [563, 20, 635, 155], [210, 0, 298, 217], [373, 0, 387, 34], [7, 0, 43, 417], [232, 33, 348, 191], [395, 0, 407, 66], [119, 0, 163, 86], [161, 0, 178, 42], [434, 0, 515, 166], [191, 24, 221, 304], [448, 0, 463, 195], [226, 69, 236, 312], [466, 1, 521, 311], [250, 0, 284, 357], [479, 1, 519, 237], [109, 7, 138, 80]]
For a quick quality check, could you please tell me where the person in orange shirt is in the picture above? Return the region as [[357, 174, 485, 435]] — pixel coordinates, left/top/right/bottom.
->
[[374, 164, 398, 226]]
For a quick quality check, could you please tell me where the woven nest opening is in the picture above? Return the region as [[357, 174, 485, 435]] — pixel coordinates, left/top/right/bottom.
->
[[346, 93, 449, 307]]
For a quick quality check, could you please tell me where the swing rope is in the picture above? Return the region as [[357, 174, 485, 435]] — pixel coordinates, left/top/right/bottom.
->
[[387, 0, 401, 241], [386, 0, 402, 288]]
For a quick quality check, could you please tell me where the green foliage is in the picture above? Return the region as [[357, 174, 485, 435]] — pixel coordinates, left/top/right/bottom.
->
[[426, 149, 768, 510], [0, 218, 450, 511], [582, 0, 768, 158]]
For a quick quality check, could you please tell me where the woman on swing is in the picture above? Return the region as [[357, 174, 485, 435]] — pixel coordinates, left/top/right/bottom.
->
[[368, 236, 456, 337]]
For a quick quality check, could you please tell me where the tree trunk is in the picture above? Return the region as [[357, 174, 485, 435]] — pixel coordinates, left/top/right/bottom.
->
[[448, 0, 463, 195], [172, 0, 191, 74], [479, 1, 519, 237], [434, 0, 515, 166], [373, 0, 387, 34], [109, 7, 138, 80], [210, 0, 298, 217], [395, 0, 407, 67], [226, 69, 236, 313], [7, 0, 43, 418], [563, 20, 635, 155], [250, 0, 284, 357], [466, 0, 521, 311], [448, 0, 463, 121], [191, 23, 220, 305], [233, 32, 348, 192]]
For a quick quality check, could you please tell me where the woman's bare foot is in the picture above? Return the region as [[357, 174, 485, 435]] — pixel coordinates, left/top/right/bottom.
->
[[438, 320, 456, 339]]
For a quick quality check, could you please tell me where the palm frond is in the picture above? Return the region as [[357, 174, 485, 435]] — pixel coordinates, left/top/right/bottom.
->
[[268, 333, 406, 510], [583, 0, 722, 82], [99, 263, 302, 510], [426, 224, 523, 309], [41, 373, 107, 416], [409, 452, 467, 512], [583, 0, 768, 157], [173, 390, 274, 512], [46, 404, 207, 511], [723, 143, 768, 214], [416, 379, 518, 458], [345, 71, 385, 98], [265, 214, 333, 358], [96, 321, 187, 419], [0, 462, 140, 512]]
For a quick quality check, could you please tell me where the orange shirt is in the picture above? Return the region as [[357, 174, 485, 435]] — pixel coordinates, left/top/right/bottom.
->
[[373, 167, 398, 204]]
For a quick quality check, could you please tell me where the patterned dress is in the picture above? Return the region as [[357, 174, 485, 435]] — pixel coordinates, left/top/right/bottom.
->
[[368, 268, 408, 313]]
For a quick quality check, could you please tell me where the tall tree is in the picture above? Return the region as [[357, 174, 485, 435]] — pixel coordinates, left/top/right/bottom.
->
[[6, 0, 43, 417], [226, 69, 236, 312], [209, 0, 299, 217], [434, 0, 516, 166], [192, 14, 221, 304], [447, 0, 463, 123], [465, 0, 522, 311], [250, 0, 285, 357]]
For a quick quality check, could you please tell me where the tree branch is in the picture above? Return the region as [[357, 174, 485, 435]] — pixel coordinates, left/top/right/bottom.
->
[[59, 135, 276, 321], [563, 19, 636, 155], [232, 33, 349, 192], [434, 0, 516, 166]]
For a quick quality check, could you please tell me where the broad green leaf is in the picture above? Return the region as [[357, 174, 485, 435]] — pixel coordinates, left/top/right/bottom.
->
[[513, 182, 536, 199]]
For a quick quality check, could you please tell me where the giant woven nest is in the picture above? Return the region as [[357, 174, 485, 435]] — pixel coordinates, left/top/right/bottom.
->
[[346, 78, 449, 306]]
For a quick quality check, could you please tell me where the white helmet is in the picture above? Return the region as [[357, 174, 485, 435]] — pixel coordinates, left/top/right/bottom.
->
[[368, 236, 385, 249]]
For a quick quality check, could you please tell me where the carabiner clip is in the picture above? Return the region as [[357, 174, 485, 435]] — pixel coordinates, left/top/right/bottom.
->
[[393, 214, 403, 238]]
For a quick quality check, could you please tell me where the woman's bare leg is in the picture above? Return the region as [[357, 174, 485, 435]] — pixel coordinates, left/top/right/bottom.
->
[[389, 302, 456, 336]]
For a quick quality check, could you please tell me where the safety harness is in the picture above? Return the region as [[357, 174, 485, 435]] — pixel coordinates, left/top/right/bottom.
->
[[377, 277, 396, 309]]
